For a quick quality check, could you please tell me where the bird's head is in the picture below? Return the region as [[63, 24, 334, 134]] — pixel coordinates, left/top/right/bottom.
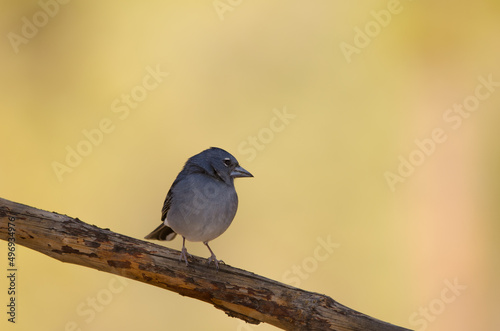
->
[[185, 147, 253, 185]]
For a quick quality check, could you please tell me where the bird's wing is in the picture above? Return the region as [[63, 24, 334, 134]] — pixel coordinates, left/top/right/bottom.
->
[[161, 187, 173, 221]]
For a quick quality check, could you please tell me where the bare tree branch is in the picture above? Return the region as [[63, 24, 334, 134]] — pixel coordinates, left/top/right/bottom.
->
[[0, 197, 412, 331]]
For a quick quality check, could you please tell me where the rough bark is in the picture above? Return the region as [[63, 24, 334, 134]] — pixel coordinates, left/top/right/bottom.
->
[[0, 197, 412, 331]]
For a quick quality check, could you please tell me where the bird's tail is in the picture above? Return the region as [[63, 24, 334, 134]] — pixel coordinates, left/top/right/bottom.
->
[[144, 223, 177, 241]]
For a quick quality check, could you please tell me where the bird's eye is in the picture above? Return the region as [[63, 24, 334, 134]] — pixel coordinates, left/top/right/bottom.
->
[[223, 158, 231, 167]]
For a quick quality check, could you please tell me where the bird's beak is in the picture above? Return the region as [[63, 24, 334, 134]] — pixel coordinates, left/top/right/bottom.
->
[[231, 166, 253, 178]]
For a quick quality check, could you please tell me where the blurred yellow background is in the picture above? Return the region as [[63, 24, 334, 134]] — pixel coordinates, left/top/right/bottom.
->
[[1, 1, 499, 330]]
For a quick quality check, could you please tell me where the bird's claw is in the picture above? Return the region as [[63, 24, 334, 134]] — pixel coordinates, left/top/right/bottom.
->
[[207, 254, 224, 269], [179, 247, 192, 266]]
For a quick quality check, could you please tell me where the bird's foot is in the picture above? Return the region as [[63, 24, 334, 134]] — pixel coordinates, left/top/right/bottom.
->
[[179, 246, 192, 266], [207, 253, 224, 269], [204, 241, 225, 269]]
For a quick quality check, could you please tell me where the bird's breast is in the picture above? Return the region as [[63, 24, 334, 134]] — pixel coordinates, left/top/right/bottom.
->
[[166, 175, 239, 242]]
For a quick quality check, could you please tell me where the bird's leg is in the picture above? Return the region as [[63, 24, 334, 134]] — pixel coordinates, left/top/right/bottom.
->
[[179, 237, 192, 266], [204, 241, 223, 269]]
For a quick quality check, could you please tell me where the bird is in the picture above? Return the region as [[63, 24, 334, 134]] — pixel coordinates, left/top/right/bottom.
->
[[145, 147, 253, 268]]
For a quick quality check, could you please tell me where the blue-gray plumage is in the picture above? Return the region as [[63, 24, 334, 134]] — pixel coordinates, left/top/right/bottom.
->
[[145, 147, 253, 268]]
